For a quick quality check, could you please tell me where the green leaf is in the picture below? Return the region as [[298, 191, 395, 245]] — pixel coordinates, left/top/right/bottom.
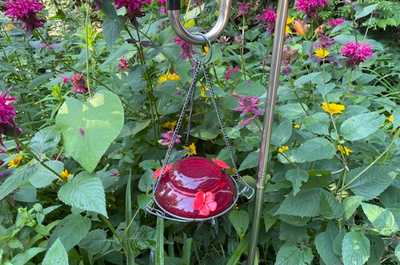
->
[[342, 231, 370, 265], [29, 161, 64, 188], [355, 4, 378, 20], [343, 196, 363, 220], [49, 213, 91, 251], [239, 151, 259, 171], [235, 80, 265, 96], [361, 203, 398, 236], [315, 223, 341, 265], [340, 112, 384, 141], [395, 244, 400, 262], [0, 164, 33, 201], [275, 243, 313, 265], [278, 103, 308, 121], [345, 165, 397, 200], [271, 120, 292, 146], [10, 247, 45, 265], [302, 112, 330, 135], [79, 229, 110, 256], [320, 190, 343, 219], [103, 17, 123, 46], [290, 137, 336, 163], [294, 72, 322, 87], [276, 189, 321, 217], [182, 238, 193, 265], [226, 237, 249, 265], [30, 126, 61, 155], [58, 172, 107, 216], [263, 209, 277, 232], [56, 90, 124, 172], [285, 168, 308, 195], [42, 239, 69, 265], [228, 210, 249, 239]]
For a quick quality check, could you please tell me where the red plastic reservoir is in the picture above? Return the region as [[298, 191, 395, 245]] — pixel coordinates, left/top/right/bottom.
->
[[154, 157, 237, 220]]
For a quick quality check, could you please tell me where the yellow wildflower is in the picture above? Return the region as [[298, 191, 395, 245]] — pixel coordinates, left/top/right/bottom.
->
[[293, 123, 301, 129], [60, 169, 72, 181], [184, 143, 197, 156], [314, 48, 330, 59], [158, 72, 181, 84], [199, 84, 209, 98], [4, 23, 15, 32], [277, 145, 289, 154], [8, 154, 23, 169], [321, 102, 345, 115], [387, 114, 395, 123], [285, 17, 294, 34], [202, 45, 209, 55], [184, 19, 196, 29], [337, 145, 352, 156], [162, 120, 177, 130]]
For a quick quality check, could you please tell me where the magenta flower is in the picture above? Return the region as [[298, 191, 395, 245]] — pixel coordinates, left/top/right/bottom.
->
[[225, 66, 240, 80], [257, 8, 277, 32], [0, 93, 16, 127], [327, 18, 345, 27], [341, 42, 373, 66], [5, 0, 45, 31], [157, 0, 167, 14], [118, 57, 129, 71], [71, 73, 88, 94], [295, 0, 329, 16], [238, 2, 251, 16], [159, 130, 182, 146], [62, 76, 70, 84], [114, 0, 151, 17], [175, 37, 193, 59], [234, 95, 262, 126]]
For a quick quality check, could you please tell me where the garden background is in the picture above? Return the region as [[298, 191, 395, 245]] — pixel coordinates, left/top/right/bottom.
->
[[1, 0, 400, 264]]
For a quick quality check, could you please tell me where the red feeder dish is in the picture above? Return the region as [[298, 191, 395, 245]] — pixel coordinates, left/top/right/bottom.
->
[[154, 156, 238, 221]]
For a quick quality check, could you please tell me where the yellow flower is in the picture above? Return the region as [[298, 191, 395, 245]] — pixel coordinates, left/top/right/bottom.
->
[[158, 72, 181, 84], [285, 17, 294, 34], [60, 169, 72, 181], [202, 45, 209, 55], [337, 145, 352, 156], [293, 123, 301, 129], [277, 145, 289, 154], [387, 114, 395, 123], [184, 19, 196, 29], [4, 23, 15, 32], [314, 48, 330, 59], [321, 102, 345, 115], [184, 143, 197, 156], [8, 154, 23, 169], [162, 120, 177, 130], [199, 84, 209, 98]]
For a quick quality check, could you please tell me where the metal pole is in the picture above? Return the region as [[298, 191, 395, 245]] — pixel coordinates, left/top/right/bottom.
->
[[247, 0, 289, 264]]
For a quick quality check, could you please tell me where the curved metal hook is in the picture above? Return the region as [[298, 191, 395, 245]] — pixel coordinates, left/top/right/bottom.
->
[[167, 0, 232, 45]]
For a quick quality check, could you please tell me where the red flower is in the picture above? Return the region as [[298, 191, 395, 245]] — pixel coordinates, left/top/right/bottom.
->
[[71, 73, 88, 94], [152, 164, 173, 180], [212, 159, 230, 169], [118, 57, 129, 71], [194, 191, 218, 216]]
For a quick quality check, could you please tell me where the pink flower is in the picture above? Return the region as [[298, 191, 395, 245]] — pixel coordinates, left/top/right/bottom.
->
[[225, 66, 240, 80], [212, 159, 230, 169], [159, 130, 182, 146], [62, 76, 70, 84], [114, 0, 151, 17], [0, 93, 16, 127], [118, 57, 129, 71], [5, 0, 45, 31], [341, 42, 373, 66], [152, 164, 173, 180], [71, 73, 88, 94], [238, 2, 251, 16], [193, 191, 217, 216], [327, 18, 345, 27], [257, 8, 277, 32], [175, 37, 193, 59], [234, 95, 262, 127], [295, 0, 329, 16]]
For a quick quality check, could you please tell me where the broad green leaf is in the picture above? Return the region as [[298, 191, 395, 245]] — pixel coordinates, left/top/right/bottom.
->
[[276, 189, 321, 217], [103, 17, 123, 46], [56, 90, 124, 172], [279, 222, 309, 242], [42, 239, 68, 265], [229, 210, 249, 239], [10, 247, 45, 265], [271, 120, 292, 146], [0, 164, 33, 201], [49, 213, 91, 251], [275, 243, 313, 265], [361, 203, 398, 236], [278, 103, 308, 121], [29, 161, 64, 188], [367, 235, 385, 265], [79, 229, 110, 256], [320, 190, 343, 219], [290, 137, 336, 163], [381, 186, 400, 208], [58, 172, 107, 216], [315, 223, 341, 265], [342, 231, 370, 265], [294, 72, 322, 87], [343, 196, 363, 220], [340, 112, 384, 141], [30, 126, 61, 155], [285, 168, 308, 195], [263, 209, 277, 232], [226, 237, 248, 265], [355, 4, 378, 20], [345, 165, 396, 200], [235, 80, 265, 96], [239, 151, 259, 171], [302, 112, 330, 135]]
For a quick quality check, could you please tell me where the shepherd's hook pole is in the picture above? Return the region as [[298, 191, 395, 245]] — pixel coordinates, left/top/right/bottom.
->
[[247, 0, 289, 264]]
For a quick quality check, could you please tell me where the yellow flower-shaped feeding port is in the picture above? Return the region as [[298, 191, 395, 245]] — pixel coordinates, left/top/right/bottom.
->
[[277, 145, 289, 154], [8, 154, 23, 169], [60, 169, 73, 182], [337, 145, 352, 156], [314, 48, 330, 59], [321, 102, 345, 115], [184, 143, 197, 156], [158, 72, 181, 85]]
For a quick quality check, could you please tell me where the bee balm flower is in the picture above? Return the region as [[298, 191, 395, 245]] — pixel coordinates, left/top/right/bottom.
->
[[341, 42, 373, 66], [295, 0, 329, 16], [5, 0, 45, 31]]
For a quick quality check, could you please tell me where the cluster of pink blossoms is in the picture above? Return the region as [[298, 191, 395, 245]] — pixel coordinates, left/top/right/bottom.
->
[[175, 37, 193, 59], [238, 2, 251, 16], [327, 18, 345, 27], [234, 95, 262, 127], [225, 66, 240, 80], [114, 0, 152, 17], [0, 92, 20, 137], [4, 0, 45, 31], [341, 42, 374, 66], [118, 57, 129, 71], [295, 0, 329, 16], [159, 130, 182, 146], [257, 8, 277, 32]]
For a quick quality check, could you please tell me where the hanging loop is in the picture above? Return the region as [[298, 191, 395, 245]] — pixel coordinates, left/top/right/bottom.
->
[[167, 0, 232, 45]]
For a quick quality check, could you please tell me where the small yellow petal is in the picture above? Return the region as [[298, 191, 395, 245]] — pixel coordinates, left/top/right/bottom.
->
[[162, 120, 177, 130], [8, 154, 23, 169], [387, 114, 395, 123], [321, 102, 345, 115], [337, 145, 352, 156], [277, 145, 289, 154], [60, 169, 72, 181], [184, 19, 196, 29], [184, 143, 197, 156], [293, 123, 301, 129], [159, 72, 181, 84], [314, 48, 330, 59]]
